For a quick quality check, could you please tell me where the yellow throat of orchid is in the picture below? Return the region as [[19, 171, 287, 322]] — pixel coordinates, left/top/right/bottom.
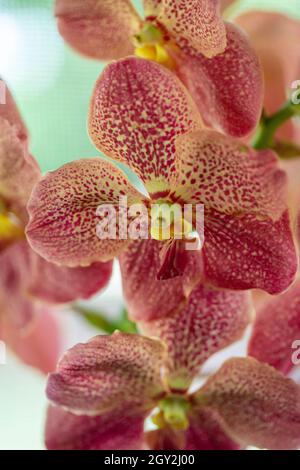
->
[[152, 395, 191, 431], [134, 23, 175, 70], [0, 204, 24, 243], [150, 201, 194, 242]]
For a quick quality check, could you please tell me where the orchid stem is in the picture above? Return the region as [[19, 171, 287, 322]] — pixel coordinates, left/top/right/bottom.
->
[[73, 305, 138, 334], [252, 101, 300, 150]]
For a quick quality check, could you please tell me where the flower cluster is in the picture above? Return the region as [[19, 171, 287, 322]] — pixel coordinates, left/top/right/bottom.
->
[[1, 0, 300, 451]]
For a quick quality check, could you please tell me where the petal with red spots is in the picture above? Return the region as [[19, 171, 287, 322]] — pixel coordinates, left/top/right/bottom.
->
[[88, 57, 202, 194], [26, 158, 145, 267], [173, 23, 263, 137], [172, 130, 297, 294], [158, 0, 226, 58]]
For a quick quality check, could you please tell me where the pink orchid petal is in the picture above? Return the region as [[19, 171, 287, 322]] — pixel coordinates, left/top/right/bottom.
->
[[23, 241, 112, 304], [197, 357, 300, 450], [173, 130, 297, 294], [26, 158, 144, 267], [140, 283, 252, 390], [119, 239, 203, 322], [0, 308, 60, 374], [0, 241, 38, 329], [45, 405, 146, 450], [47, 332, 166, 415], [0, 119, 40, 224], [157, 0, 226, 58], [186, 408, 241, 450], [235, 12, 300, 142], [173, 22, 263, 137], [55, 0, 141, 60], [0, 240, 111, 328], [0, 83, 28, 143], [249, 279, 300, 375], [88, 57, 202, 191]]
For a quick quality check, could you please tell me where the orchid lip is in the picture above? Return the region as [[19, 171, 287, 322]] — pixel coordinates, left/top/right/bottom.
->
[[155, 395, 191, 431]]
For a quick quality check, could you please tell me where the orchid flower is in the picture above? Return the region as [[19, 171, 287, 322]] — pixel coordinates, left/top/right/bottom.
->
[[0, 84, 112, 372], [44, 283, 300, 450], [222, 2, 300, 144], [249, 277, 300, 376], [26, 58, 297, 321], [54, 0, 263, 137]]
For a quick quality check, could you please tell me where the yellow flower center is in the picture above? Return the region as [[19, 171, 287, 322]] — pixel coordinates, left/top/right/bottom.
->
[[152, 395, 191, 431], [150, 201, 194, 242], [133, 23, 175, 70], [0, 212, 24, 243]]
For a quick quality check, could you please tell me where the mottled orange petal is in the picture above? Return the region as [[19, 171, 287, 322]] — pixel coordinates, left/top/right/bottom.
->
[[55, 0, 141, 60], [172, 130, 297, 294], [196, 357, 300, 450], [47, 333, 166, 415], [26, 158, 144, 267], [88, 57, 202, 194], [45, 405, 146, 450], [157, 0, 226, 58], [249, 278, 300, 375], [140, 283, 251, 390]]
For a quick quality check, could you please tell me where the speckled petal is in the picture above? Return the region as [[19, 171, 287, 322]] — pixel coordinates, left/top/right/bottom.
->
[[157, 0, 226, 58], [140, 283, 251, 390], [119, 239, 203, 322], [235, 12, 300, 142], [0, 308, 60, 374], [173, 130, 297, 294], [0, 119, 40, 224], [46, 333, 166, 415], [174, 22, 263, 137], [196, 357, 300, 450], [88, 57, 202, 193], [249, 279, 300, 375], [55, 0, 141, 60], [26, 158, 144, 267], [45, 405, 146, 450]]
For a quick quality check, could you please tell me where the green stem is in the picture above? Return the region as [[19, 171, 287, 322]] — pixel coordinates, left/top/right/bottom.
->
[[252, 101, 300, 150], [73, 306, 138, 334]]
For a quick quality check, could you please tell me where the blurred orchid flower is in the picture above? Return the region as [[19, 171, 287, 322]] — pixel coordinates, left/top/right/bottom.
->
[[221, 2, 300, 143], [249, 277, 300, 376], [26, 58, 297, 323], [45, 284, 300, 450], [0, 83, 112, 372], [54, 0, 263, 137]]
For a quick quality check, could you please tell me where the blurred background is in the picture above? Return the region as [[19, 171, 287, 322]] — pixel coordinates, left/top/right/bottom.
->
[[0, 0, 299, 450]]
